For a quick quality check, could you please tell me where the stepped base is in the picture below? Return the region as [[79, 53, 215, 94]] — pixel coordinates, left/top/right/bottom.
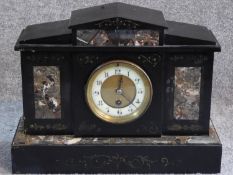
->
[[11, 118, 222, 174]]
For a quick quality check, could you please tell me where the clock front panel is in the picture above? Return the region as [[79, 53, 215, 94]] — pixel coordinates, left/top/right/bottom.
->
[[72, 52, 163, 137]]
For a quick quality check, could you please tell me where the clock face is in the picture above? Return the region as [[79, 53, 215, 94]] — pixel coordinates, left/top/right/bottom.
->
[[86, 60, 153, 124]]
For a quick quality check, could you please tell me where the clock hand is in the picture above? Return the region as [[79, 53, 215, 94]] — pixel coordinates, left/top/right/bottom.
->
[[115, 75, 136, 108], [121, 91, 137, 108], [117, 75, 123, 90]]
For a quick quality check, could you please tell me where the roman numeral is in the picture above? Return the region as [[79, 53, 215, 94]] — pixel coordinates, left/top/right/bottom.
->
[[137, 89, 143, 94], [115, 69, 121, 75], [117, 109, 122, 115], [134, 78, 140, 83], [96, 80, 102, 85], [98, 100, 103, 106], [94, 91, 100, 95], [104, 72, 109, 78]]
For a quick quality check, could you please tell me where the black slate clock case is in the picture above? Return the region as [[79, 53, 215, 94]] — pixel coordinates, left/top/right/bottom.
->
[[12, 3, 222, 174], [15, 2, 220, 137]]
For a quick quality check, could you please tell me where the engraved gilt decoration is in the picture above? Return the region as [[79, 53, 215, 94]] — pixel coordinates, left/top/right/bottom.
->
[[174, 67, 201, 120], [95, 18, 140, 29], [33, 66, 61, 119]]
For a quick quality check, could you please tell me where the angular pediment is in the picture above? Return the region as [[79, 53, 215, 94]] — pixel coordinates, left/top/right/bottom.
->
[[15, 2, 220, 49], [69, 2, 168, 29]]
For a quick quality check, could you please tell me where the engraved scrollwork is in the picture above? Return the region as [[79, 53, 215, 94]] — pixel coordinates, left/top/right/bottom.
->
[[137, 54, 161, 67], [25, 53, 65, 63], [78, 121, 101, 133], [28, 123, 67, 131], [170, 54, 208, 65], [136, 121, 159, 134], [161, 157, 169, 167], [82, 154, 158, 170], [78, 154, 183, 170], [95, 17, 140, 29], [75, 55, 99, 65], [167, 123, 203, 131]]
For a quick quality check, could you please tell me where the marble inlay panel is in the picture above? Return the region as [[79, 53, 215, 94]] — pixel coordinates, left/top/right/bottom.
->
[[76, 30, 159, 46], [33, 66, 61, 119], [174, 67, 201, 120]]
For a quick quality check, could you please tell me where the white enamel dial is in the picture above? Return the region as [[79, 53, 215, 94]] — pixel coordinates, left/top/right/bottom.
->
[[86, 60, 153, 124]]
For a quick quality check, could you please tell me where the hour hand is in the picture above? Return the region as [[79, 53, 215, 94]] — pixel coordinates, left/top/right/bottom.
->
[[117, 75, 123, 90]]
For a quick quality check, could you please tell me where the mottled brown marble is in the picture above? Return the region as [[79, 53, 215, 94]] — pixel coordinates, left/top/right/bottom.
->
[[76, 30, 159, 46], [174, 67, 201, 120], [33, 66, 61, 119]]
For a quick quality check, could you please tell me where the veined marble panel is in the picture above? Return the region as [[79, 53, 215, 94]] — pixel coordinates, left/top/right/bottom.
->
[[76, 30, 159, 46], [174, 67, 201, 120], [33, 66, 61, 119]]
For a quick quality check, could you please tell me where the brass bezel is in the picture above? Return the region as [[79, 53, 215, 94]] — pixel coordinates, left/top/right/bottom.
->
[[86, 60, 153, 124]]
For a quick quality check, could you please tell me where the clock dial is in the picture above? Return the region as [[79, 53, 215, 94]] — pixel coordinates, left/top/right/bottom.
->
[[86, 60, 153, 124], [101, 75, 136, 108]]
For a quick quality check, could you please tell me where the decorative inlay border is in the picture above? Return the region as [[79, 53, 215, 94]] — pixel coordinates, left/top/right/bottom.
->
[[95, 17, 140, 29]]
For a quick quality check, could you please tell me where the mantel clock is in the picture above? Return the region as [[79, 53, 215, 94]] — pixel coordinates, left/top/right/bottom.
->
[[11, 2, 222, 174]]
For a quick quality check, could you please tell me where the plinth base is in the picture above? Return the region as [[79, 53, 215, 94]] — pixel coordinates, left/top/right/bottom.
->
[[11, 118, 222, 174]]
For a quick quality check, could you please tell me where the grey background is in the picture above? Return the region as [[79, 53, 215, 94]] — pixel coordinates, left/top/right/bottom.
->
[[0, 0, 232, 174]]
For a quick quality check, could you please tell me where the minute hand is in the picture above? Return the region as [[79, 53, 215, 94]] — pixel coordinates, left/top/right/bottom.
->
[[121, 91, 137, 108]]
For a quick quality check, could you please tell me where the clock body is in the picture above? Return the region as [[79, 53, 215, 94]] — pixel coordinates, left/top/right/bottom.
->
[[16, 2, 220, 137], [13, 3, 222, 174]]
